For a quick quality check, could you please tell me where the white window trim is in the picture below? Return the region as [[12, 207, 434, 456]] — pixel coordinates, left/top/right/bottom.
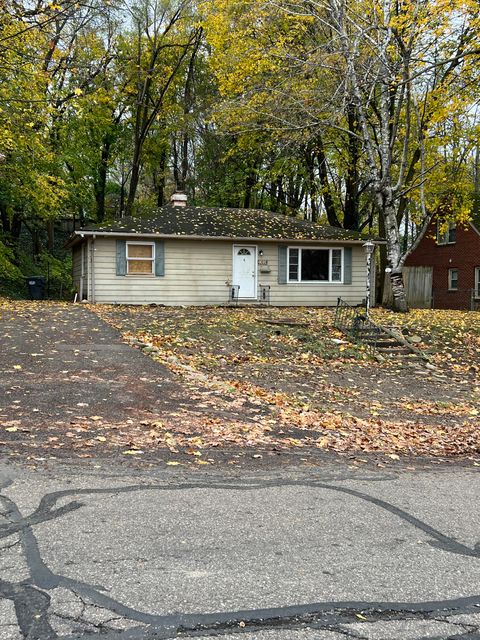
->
[[126, 241, 155, 276], [437, 221, 456, 245], [475, 267, 480, 299], [448, 268, 458, 291], [287, 246, 344, 284]]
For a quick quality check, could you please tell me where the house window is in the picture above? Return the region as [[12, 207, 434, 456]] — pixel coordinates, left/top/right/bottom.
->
[[448, 268, 458, 291], [287, 247, 342, 283], [126, 242, 155, 275], [437, 221, 456, 245], [475, 267, 480, 299]]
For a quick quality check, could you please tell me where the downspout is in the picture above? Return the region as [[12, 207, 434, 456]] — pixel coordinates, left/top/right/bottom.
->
[[90, 235, 96, 303], [80, 239, 85, 300]]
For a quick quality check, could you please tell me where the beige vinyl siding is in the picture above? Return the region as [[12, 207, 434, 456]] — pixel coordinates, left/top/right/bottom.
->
[[90, 237, 368, 306], [93, 238, 231, 305]]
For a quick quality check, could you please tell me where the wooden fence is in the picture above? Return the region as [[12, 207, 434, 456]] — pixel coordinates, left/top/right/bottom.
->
[[383, 266, 433, 309]]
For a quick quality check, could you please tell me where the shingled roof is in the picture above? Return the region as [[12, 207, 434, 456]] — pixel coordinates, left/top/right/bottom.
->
[[72, 206, 375, 243]]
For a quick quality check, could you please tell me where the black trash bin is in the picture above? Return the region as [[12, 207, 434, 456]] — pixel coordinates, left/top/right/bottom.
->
[[26, 276, 46, 300]]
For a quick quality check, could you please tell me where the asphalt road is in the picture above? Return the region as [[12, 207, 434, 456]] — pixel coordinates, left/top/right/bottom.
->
[[0, 461, 479, 640]]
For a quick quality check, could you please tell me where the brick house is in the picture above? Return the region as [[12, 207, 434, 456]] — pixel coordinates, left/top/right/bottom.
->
[[405, 217, 480, 309]]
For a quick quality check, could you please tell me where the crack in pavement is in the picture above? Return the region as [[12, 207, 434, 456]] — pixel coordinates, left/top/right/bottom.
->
[[0, 476, 479, 638]]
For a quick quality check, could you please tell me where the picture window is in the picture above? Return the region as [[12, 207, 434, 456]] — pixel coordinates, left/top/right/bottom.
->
[[287, 248, 342, 283]]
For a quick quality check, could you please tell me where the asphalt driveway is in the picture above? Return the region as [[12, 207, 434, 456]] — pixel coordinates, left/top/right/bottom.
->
[[0, 303, 269, 461], [1, 303, 186, 424]]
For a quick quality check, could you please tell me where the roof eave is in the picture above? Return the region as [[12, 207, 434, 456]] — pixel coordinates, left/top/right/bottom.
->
[[68, 229, 382, 244], [468, 220, 480, 238]]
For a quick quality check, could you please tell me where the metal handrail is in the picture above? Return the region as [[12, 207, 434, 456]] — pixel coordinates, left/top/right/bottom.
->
[[334, 298, 384, 351]]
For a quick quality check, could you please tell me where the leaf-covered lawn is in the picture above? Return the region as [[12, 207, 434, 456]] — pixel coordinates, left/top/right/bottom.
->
[[372, 308, 480, 372], [92, 304, 480, 462]]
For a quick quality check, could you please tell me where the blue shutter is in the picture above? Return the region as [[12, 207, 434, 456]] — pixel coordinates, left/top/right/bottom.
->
[[343, 247, 352, 284], [155, 240, 165, 277], [278, 245, 287, 284], [116, 240, 126, 276]]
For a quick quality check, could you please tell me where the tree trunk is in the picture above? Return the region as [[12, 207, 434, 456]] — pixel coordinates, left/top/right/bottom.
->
[[389, 270, 408, 313], [377, 212, 387, 304], [276, 177, 285, 212], [46, 219, 54, 252], [119, 169, 127, 218], [94, 134, 112, 223], [10, 214, 22, 244], [155, 148, 168, 207], [304, 147, 318, 222], [344, 104, 360, 230], [172, 139, 180, 191], [0, 204, 10, 236], [382, 198, 408, 312], [32, 228, 42, 258], [125, 149, 141, 218], [316, 140, 341, 227], [244, 168, 256, 208]]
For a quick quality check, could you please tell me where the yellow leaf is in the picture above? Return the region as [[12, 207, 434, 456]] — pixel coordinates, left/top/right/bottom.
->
[[13, 365, 22, 370], [166, 461, 180, 466], [6, 426, 18, 432], [123, 450, 144, 455]]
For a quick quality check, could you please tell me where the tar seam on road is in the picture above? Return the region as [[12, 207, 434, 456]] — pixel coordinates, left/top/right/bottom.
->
[[0, 475, 479, 639]]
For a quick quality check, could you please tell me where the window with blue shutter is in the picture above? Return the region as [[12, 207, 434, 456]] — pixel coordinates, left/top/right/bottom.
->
[[154, 240, 165, 276], [116, 239, 165, 276], [343, 247, 352, 284], [116, 240, 126, 276]]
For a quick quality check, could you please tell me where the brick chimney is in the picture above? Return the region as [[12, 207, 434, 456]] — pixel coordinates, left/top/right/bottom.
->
[[170, 191, 188, 207]]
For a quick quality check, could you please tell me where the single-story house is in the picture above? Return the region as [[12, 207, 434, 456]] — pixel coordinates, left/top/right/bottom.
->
[[66, 194, 378, 306], [404, 215, 480, 310]]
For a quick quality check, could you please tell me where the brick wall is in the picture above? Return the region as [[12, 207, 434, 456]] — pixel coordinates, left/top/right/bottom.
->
[[405, 219, 480, 309]]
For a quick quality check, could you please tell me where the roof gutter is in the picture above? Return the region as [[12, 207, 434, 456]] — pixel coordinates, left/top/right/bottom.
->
[[66, 230, 386, 247]]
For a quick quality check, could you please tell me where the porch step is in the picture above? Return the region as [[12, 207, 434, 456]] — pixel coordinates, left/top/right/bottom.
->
[[362, 339, 403, 348], [334, 298, 427, 363], [379, 347, 412, 355]]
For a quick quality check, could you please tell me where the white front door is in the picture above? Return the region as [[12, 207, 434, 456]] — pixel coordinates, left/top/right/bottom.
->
[[233, 245, 257, 298]]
